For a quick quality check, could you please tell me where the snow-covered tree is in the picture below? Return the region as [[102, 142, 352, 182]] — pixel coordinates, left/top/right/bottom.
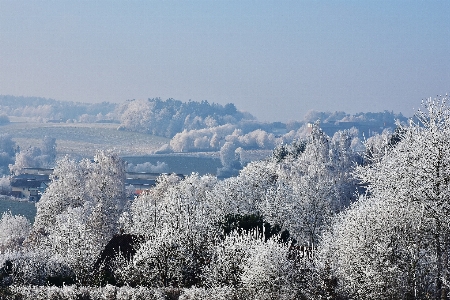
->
[[240, 236, 298, 300], [9, 137, 57, 175], [121, 173, 219, 287], [115, 224, 185, 287], [217, 142, 241, 177], [0, 175, 11, 194], [126, 161, 168, 173], [0, 212, 31, 252], [31, 151, 127, 282], [203, 230, 254, 289], [264, 124, 362, 244], [320, 96, 450, 299], [41, 136, 57, 163], [0, 134, 16, 174]]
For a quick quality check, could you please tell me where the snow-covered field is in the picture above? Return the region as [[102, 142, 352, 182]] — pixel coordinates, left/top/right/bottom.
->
[[3, 121, 170, 158], [3, 120, 273, 175]]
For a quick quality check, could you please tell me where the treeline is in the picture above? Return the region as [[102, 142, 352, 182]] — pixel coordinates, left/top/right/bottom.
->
[[116, 98, 254, 138], [0, 95, 116, 122], [302, 109, 407, 126], [1, 95, 408, 139]]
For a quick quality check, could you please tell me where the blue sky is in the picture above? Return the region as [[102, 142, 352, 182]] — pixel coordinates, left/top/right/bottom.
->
[[1, 1, 449, 122]]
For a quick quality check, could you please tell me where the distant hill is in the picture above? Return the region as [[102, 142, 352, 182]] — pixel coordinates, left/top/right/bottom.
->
[[0, 95, 116, 122]]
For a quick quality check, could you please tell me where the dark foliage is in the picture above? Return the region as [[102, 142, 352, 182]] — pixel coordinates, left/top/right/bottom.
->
[[0, 260, 13, 287], [46, 275, 76, 287], [388, 126, 406, 147], [0, 287, 18, 300], [93, 234, 144, 286], [220, 214, 293, 244]]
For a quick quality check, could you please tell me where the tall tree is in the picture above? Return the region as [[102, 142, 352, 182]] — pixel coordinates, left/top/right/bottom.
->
[[31, 151, 127, 282], [322, 97, 450, 299]]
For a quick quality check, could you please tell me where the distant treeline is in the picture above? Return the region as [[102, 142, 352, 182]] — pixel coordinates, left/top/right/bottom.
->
[[0, 95, 409, 139], [116, 98, 255, 138], [0, 95, 116, 122]]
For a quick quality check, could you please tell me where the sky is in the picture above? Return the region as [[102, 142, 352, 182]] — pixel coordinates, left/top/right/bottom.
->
[[1, 1, 450, 122]]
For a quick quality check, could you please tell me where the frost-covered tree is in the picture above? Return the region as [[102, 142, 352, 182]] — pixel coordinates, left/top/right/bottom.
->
[[0, 212, 31, 252], [41, 136, 57, 163], [217, 141, 242, 177], [126, 161, 168, 173], [120, 173, 219, 287], [208, 123, 362, 247], [262, 124, 362, 244], [117, 98, 252, 138], [9, 136, 57, 175], [320, 96, 450, 299], [317, 194, 429, 299], [115, 225, 185, 287], [203, 230, 254, 289], [240, 235, 299, 300], [203, 229, 301, 300], [0, 134, 16, 174], [30, 151, 127, 282], [9, 146, 42, 175], [169, 124, 236, 152]]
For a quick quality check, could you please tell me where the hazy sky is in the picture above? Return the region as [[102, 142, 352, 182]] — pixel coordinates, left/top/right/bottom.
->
[[1, 1, 449, 122]]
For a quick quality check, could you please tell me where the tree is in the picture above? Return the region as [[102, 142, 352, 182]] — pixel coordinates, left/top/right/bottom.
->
[[318, 194, 428, 299], [0, 134, 16, 174], [240, 235, 298, 300], [272, 124, 361, 245], [121, 173, 219, 288], [320, 96, 450, 299], [217, 142, 241, 177], [31, 151, 127, 283], [41, 136, 57, 164], [0, 212, 31, 252], [9, 137, 57, 175]]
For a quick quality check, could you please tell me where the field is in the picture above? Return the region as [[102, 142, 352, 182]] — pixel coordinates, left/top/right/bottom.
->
[[2, 120, 272, 175], [2, 120, 170, 158]]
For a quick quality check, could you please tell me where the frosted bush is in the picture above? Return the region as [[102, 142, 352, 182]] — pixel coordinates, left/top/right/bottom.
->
[[10, 285, 166, 300], [203, 230, 253, 288], [3, 250, 52, 285], [203, 230, 300, 299], [241, 237, 298, 300], [179, 286, 236, 300], [0, 212, 31, 252], [116, 225, 184, 287]]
